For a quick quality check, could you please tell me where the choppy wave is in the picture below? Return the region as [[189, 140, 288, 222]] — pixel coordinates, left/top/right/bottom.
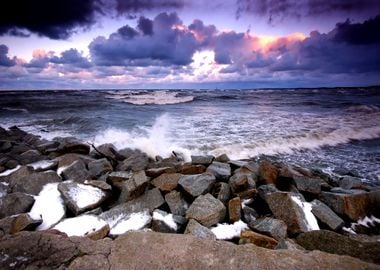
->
[[346, 105, 380, 113], [105, 90, 194, 105], [1, 107, 29, 113]]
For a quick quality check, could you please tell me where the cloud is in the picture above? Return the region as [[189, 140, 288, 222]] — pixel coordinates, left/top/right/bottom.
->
[[115, 0, 184, 13], [0, 44, 16, 67]]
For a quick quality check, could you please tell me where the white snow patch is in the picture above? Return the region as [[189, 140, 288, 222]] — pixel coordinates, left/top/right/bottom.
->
[[110, 211, 152, 236], [57, 166, 68, 176], [152, 210, 177, 230], [357, 215, 380, 227], [29, 183, 65, 230], [27, 160, 54, 171], [53, 215, 107, 237], [343, 226, 357, 234], [0, 165, 21, 177], [68, 183, 105, 208], [211, 220, 248, 240], [241, 198, 254, 208], [291, 196, 319, 231]]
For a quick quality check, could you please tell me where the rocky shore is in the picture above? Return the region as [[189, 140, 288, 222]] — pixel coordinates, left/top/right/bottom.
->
[[0, 125, 379, 269]]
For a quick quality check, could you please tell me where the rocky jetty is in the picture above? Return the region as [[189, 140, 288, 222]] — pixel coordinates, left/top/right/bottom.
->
[[0, 126, 379, 268]]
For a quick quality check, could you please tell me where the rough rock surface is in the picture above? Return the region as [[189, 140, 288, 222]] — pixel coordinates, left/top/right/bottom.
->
[[165, 190, 188, 216], [310, 199, 344, 230], [184, 219, 216, 240], [151, 173, 182, 193], [249, 217, 287, 240], [258, 160, 278, 185], [212, 182, 231, 204], [228, 197, 241, 223], [206, 161, 231, 182], [179, 173, 216, 197], [0, 192, 35, 218], [240, 230, 278, 249], [191, 155, 214, 165], [60, 159, 89, 182], [186, 194, 226, 227], [88, 158, 113, 178], [118, 171, 149, 202]]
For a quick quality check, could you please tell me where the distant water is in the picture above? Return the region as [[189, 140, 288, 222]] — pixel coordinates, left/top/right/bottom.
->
[[0, 88, 379, 185]]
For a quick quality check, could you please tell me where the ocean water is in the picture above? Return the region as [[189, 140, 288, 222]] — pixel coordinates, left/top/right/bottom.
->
[[0, 88, 379, 185]]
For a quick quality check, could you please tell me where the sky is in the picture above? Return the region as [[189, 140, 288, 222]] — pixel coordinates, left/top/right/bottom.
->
[[0, 0, 379, 89]]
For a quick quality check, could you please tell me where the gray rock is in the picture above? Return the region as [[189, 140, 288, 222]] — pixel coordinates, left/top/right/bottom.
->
[[118, 171, 149, 202], [146, 167, 176, 178], [191, 155, 214, 165], [179, 173, 216, 197], [84, 180, 112, 191], [242, 206, 259, 224], [206, 161, 231, 182], [293, 176, 325, 195], [90, 143, 118, 159], [329, 187, 366, 194], [258, 184, 279, 200], [165, 190, 188, 216], [54, 153, 95, 171], [54, 137, 90, 154], [215, 154, 230, 163], [88, 158, 113, 178], [117, 151, 150, 171], [0, 192, 35, 218], [311, 199, 344, 230], [107, 171, 133, 189], [36, 141, 60, 153], [296, 230, 380, 264], [19, 149, 45, 165], [184, 219, 216, 240], [58, 181, 108, 215], [60, 159, 89, 182], [186, 193, 226, 228], [249, 217, 287, 240], [338, 176, 363, 190], [229, 167, 256, 194], [212, 182, 231, 204], [276, 239, 305, 251]]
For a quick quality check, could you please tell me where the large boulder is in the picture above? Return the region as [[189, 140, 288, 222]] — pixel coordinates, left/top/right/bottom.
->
[[258, 160, 278, 185], [88, 158, 113, 178], [58, 181, 108, 215], [179, 173, 216, 197], [191, 155, 214, 165], [165, 190, 188, 216], [296, 230, 380, 264], [186, 193, 226, 228], [0, 192, 35, 218], [212, 182, 231, 204], [54, 137, 90, 155], [249, 217, 287, 240], [229, 167, 256, 194], [118, 171, 149, 202], [206, 161, 231, 182], [117, 151, 150, 171], [107, 171, 132, 190], [310, 199, 344, 230], [60, 159, 89, 182], [151, 173, 182, 193]]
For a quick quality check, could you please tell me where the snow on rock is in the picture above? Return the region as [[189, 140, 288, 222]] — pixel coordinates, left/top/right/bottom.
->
[[29, 183, 65, 230], [0, 165, 21, 177], [107, 210, 152, 236], [27, 160, 57, 171], [53, 215, 108, 237], [153, 210, 178, 231], [291, 196, 319, 231], [211, 220, 248, 240]]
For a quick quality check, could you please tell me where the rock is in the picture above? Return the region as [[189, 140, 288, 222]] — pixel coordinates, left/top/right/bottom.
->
[[0, 192, 35, 218], [0, 182, 7, 198], [236, 188, 257, 200], [339, 176, 363, 190], [191, 155, 214, 165], [27, 159, 58, 171], [84, 180, 112, 191], [310, 199, 344, 230], [117, 151, 150, 171], [146, 167, 176, 178], [329, 187, 367, 194], [184, 219, 216, 240], [0, 216, 15, 236], [179, 173, 216, 197], [229, 167, 256, 193], [228, 197, 241, 223], [165, 190, 188, 216], [215, 154, 230, 163], [90, 143, 118, 159], [8, 166, 61, 195], [87, 224, 110, 240], [186, 194, 226, 228], [36, 141, 60, 153], [319, 191, 370, 220], [151, 209, 184, 233], [151, 173, 182, 193], [10, 214, 42, 234], [276, 239, 305, 251], [296, 230, 380, 264], [19, 149, 45, 165], [242, 206, 259, 225], [54, 153, 95, 173], [0, 140, 12, 152], [206, 161, 231, 182], [249, 217, 287, 240], [179, 164, 206, 174], [258, 184, 279, 200], [107, 171, 132, 190], [259, 160, 278, 185], [212, 182, 231, 204], [55, 137, 90, 154], [58, 181, 108, 215], [240, 230, 278, 249], [266, 192, 318, 235], [118, 171, 149, 202], [88, 158, 113, 178], [60, 159, 89, 182], [293, 176, 325, 195]]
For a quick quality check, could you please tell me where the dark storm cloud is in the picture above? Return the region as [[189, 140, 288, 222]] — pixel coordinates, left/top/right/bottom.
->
[[115, 0, 184, 13], [89, 12, 199, 66], [0, 44, 16, 67], [236, 0, 380, 21], [137, 17, 154, 36]]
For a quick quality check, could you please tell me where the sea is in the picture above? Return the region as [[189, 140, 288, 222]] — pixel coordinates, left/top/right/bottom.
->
[[0, 88, 379, 185]]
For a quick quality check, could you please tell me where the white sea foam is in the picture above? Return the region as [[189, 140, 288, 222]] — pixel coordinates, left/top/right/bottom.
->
[[67, 182, 105, 209], [152, 210, 178, 230], [291, 196, 319, 231], [109, 211, 152, 235], [211, 220, 248, 240], [53, 215, 107, 237], [106, 90, 194, 105], [0, 165, 21, 177]]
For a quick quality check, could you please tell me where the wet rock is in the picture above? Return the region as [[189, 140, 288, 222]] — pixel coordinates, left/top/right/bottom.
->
[[165, 190, 188, 216], [27, 159, 58, 172], [240, 230, 278, 249], [249, 217, 287, 240], [215, 154, 230, 163], [151, 209, 185, 233], [179, 164, 206, 174], [259, 160, 278, 185], [117, 151, 150, 171], [90, 143, 118, 159], [228, 197, 241, 223], [146, 167, 176, 178], [206, 161, 231, 182], [293, 176, 325, 195], [319, 191, 370, 220], [338, 176, 363, 190], [212, 182, 231, 204], [296, 230, 380, 264], [229, 167, 256, 194], [58, 181, 108, 215], [184, 219, 216, 240], [179, 173, 216, 197], [310, 199, 344, 230], [151, 173, 182, 193], [118, 171, 149, 202], [19, 149, 45, 165], [191, 155, 214, 165], [10, 214, 42, 234], [186, 194, 226, 228], [0, 192, 35, 218], [88, 158, 113, 178], [36, 141, 60, 154], [107, 171, 132, 190], [8, 166, 61, 195], [54, 137, 90, 154], [60, 159, 89, 182], [0, 140, 12, 152]]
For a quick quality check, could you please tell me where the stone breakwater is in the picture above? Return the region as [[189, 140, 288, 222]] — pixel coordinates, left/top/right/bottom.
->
[[0, 125, 379, 269]]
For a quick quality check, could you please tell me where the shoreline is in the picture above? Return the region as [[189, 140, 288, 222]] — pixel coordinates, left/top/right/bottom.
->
[[0, 125, 379, 268]]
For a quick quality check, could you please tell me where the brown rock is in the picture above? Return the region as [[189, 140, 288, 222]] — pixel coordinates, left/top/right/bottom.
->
[[240, 230, 278, 249], [179, 164, 206, 174], [228, 197, 241, 223], [87, 224, 110, 240], [10, 214, 42, 234], [151, 173, 182, 193], [146, 167, 176, 178], [118, 170, 149, 202], [259, 160, 278, 185]]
